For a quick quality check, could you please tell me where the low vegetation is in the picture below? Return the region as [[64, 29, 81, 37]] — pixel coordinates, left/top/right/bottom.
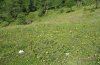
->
[[0, 8, 100, 65]]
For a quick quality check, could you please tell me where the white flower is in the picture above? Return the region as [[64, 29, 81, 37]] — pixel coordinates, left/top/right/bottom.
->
[[18, 50, 25, 54], [46, 51, 49, 54], [65, 53, 69, 56]]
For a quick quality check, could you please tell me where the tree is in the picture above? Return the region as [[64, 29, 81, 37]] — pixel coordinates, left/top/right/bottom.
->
[[9, 0, 22, 19], [18, 0, 26, 12], [28, 0, 36, 12], [0, 0, 8, 21]]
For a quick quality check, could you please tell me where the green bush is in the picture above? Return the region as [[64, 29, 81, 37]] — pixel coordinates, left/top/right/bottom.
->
[[15, 18, 25, 25], [14, 13, 26, 25], [38, 8, 46, 17], [0, 21, 9, 27], [26, 12, 38, 23]]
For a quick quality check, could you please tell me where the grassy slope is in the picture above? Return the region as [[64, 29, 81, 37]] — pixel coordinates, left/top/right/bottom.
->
[[0, 9, 100, 65]]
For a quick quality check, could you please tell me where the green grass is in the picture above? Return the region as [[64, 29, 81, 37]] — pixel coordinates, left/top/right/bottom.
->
[[0, 8, 100, 65]]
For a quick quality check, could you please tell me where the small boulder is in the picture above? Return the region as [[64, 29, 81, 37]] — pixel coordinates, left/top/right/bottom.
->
[[18, 50, 25, 54]]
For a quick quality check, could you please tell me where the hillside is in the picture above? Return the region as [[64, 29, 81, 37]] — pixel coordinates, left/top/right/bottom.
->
[[0, 8, 100, 65]]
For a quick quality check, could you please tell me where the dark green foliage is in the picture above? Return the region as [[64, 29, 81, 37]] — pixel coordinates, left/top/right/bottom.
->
[[38, 7, 46, 17], [9, 0, 22, 19], [15, 13, 26, 25], [28, 0, 36, 12], [18, 0, 26, 12], [66, 0, 76, 7]]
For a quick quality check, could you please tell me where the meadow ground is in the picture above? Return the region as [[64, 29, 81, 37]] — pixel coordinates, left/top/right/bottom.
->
[[0, 8, 100, 65]]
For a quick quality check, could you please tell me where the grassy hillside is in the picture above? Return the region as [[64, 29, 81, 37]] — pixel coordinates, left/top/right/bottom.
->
[[0, 8, 100, 65]]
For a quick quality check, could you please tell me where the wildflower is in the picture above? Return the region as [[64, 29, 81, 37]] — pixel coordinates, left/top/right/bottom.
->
[[46, 51, 49, 54], [58, 61, 60, 62], [43, 60, 45, 62], [65, 53, 70, 56], [98, 62, 100, 64]]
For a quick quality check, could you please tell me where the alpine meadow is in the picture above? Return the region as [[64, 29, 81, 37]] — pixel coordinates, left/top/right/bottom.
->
[[0, 0, 100, 65]]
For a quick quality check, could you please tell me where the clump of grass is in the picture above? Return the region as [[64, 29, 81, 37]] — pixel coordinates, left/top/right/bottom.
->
[[83, 6, 95, 14]]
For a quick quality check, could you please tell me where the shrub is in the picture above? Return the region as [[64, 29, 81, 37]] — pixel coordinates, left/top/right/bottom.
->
[[14, 13, 26, 25], [26, 12, 38, 23], [0, 21, 9, 27], [38, 8, 46, 17]]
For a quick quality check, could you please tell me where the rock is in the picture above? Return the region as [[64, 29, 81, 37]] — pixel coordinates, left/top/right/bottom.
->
[[18, 50, 25, 54]]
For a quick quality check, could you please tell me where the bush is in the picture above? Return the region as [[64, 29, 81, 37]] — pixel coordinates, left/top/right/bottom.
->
[[15, 18, 26, 25], [0, 21, 9, 27], [0, 13, 14, 23], [26, 12, 38, 23], [38, 8, 46, 17], [14, 13, 26, 25]]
